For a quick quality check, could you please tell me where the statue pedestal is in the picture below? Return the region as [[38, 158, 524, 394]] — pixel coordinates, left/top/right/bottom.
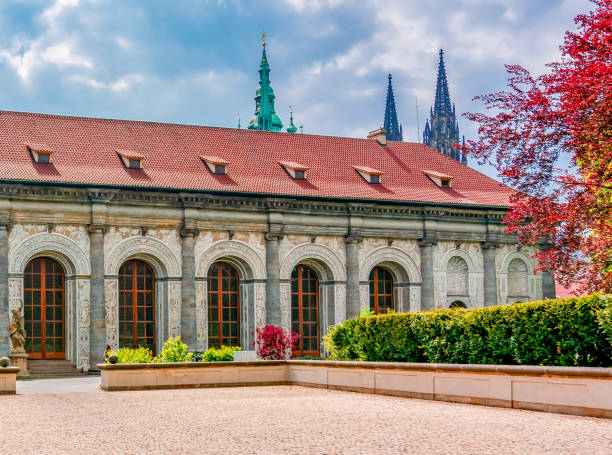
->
[[9, 352, 29, 377]]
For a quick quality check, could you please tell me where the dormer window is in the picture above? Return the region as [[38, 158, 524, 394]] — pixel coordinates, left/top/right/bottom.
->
[[27, 144, 54, 164], [353, 165, 383, 184], [423, 170, 454, 189], [279, 161, 309, 180], [117, 150, 145, 169], [201, 156, 229, 175]]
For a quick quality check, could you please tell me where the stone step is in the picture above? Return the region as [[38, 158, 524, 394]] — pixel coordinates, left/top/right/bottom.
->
[[27, 360, 83, 376]]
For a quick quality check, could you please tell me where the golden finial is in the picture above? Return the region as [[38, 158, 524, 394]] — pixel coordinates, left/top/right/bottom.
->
[[261, 33, 266, 47]]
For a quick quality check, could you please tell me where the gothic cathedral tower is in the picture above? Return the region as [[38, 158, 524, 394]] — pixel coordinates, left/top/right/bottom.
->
[[423, 50, 466, 163], [383, 74, 403, 141]]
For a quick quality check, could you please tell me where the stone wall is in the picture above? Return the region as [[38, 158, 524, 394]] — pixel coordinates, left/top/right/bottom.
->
[[0, 183, 551, 367]]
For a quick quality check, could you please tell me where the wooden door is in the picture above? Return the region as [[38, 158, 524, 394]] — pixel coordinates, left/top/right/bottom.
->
[[119, 260, 156, 352], [24, 257, 65, 359], [207, 262, 240, 348], [291, 265, 319, 357]]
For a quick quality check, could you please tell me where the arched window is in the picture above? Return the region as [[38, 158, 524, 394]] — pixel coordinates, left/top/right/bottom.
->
[[508, 258, 529, 297], [447, 256, 469, 296], [369, 266, 394, 314], [24, 257, 65, 359], [119, 260, 155, 352], [291, 265, 319, 357], [208, 262, 240, 348], [449, 300, 467, 309]]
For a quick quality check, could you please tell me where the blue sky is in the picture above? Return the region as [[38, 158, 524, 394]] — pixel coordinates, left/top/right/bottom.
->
[[0, 0, 592, 178]]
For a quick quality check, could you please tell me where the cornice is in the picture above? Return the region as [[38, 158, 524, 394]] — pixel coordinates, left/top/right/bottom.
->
[[0, 182, 508, 223]]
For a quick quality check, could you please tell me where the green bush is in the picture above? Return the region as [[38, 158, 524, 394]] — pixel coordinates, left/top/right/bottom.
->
[[324, 294, 612, 367], [200, 346, 241, 362], [154, 336, 193, 363], [105, 346, 153, 364]]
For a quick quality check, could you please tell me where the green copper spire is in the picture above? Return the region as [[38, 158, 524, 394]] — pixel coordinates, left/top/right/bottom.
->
[[248, 34, 283, 132], [286, 107, 297, 133]]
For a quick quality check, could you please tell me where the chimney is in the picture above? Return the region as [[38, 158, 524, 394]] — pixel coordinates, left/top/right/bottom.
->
[[367, 128, 387, 146]]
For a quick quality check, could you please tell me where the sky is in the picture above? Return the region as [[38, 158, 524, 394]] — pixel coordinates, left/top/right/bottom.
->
[[0, 0, 593, 179]]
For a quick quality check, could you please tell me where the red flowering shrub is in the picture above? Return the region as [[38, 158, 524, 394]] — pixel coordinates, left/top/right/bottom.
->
[[252, 325, 299, 360]]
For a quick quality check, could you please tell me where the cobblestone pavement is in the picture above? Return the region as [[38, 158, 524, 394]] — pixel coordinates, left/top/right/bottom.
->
[[17, 376, 100, 394], [0, 385, 610, 454]]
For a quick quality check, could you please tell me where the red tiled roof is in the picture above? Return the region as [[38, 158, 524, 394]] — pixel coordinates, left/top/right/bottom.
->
[[0, 110, 516, 207]]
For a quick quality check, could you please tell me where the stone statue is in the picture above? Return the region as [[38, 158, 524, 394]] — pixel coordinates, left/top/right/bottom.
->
[[8, 309, 26, 354]]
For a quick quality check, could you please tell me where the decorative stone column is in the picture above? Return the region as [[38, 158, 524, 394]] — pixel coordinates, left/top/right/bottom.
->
[[482, 242, 498, 307], [265, 229, 281, 326], [0, 224, 9, 357], [345, 234, 361, 319], [419, 239, 435, 310], [89, 225, 105, 368], [180, 227, 197, 347]]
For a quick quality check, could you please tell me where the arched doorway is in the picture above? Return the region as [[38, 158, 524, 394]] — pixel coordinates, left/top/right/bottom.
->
[[291, 264, 319, 357], [119, 260, 155, 352], [449, 300, 467, 309], [24, 257, 65, 359], [369, 266, 394, 314], [207, 262, 240, 347]]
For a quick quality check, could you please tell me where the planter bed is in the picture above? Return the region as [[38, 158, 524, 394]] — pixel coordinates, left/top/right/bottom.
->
[[99, 361, 287, 391], [98, 360, 612, 418], [0, 367, 19, 395]]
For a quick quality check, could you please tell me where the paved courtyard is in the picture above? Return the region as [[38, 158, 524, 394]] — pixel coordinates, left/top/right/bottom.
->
[[1, 383, 610, 454]]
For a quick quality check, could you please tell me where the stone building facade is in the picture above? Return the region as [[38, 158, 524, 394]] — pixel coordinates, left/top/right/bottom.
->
[[0, 111, 555, 371]]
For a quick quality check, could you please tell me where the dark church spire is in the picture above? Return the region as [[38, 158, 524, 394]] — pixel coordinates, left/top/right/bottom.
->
[[434, 50, 452, 116], [423, 49, 467, 164], [383, 74, 403, 141]]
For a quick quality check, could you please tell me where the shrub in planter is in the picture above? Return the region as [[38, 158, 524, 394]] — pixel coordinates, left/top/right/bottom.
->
[[200, 346, 241, 362], [154, 336, 193, 363], [253, 325, 299, 360], [324, 293, 611, 367], [105, 347, 153, 364]]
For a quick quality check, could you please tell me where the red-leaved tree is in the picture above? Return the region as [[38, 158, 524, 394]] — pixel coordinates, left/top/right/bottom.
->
[[464, 0, 612, 293], [253, 325, 299, 360]]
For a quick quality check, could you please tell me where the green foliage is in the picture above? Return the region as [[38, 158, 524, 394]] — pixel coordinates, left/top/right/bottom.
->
[[105, 346, 153, 364], [200, 346, 241, 362], [324, 294, 612, 367], [153, 336, 193, 363], [596, 294, 612, 346]]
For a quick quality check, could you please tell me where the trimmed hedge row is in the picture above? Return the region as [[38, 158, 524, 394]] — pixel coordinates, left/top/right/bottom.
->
[[324, 294, 612, 367]]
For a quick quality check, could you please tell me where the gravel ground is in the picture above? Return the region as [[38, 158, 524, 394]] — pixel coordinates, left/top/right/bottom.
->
[[1, 385, 610, 454]]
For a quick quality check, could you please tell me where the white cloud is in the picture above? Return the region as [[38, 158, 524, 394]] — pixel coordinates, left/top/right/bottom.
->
[[110, 74, 144, 93], [0, 0, 92, 83], [284, 0, 345, 13], [42, 42, 93, 69], [71, 73, 144, 93]]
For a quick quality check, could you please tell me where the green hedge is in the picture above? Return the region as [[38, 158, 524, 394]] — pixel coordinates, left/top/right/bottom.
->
[[324, 294, 612, 367]]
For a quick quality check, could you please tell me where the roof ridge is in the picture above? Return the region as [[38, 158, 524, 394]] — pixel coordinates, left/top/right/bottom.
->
[[0, 109, 423, 145]]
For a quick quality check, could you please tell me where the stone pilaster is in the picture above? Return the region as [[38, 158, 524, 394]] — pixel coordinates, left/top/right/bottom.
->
[[539, 240, 556, 299], [89, 224, 105, 368], [419, 239, 436, 310], [345, 234, 361, 319], [265, 226, 282, 326], [482, 242, 498, 307], [0, 223, 9, 357], [180, 227, 197, 346]]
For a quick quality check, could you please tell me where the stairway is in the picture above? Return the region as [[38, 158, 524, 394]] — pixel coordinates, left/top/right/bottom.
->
[[27, 360, 83, 377]]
